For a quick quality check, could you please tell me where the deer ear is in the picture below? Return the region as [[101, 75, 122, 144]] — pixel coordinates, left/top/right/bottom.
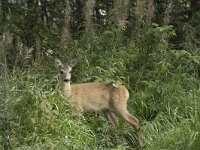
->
[[69, 59, 77, 67], [55, 58, 62, 68]]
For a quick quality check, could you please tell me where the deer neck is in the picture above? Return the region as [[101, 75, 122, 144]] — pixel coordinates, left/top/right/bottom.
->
[[60, 81, 72, 98]]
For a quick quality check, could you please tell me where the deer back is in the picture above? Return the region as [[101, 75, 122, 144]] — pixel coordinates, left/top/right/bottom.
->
[[67, 82, 129, 112]]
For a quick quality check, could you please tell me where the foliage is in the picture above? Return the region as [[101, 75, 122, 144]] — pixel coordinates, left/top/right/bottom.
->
[[1, 0, 200, 149]]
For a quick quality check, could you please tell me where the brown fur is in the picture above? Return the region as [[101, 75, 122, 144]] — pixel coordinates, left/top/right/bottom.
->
[[55, 58, 143, 148]]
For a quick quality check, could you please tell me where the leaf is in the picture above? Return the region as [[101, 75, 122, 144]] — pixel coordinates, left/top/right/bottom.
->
[[192, 56, 200, 64]]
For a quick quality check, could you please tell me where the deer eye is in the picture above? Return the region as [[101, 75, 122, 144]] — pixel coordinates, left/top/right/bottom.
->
[[60, 70, 64, 74], [69, 71, 72, 73]]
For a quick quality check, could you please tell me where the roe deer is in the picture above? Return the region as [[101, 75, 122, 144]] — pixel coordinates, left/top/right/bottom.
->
[[55, 58, 143, 148]]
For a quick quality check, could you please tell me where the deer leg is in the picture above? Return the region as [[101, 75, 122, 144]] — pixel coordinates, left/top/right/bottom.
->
[[126, 113, 143, 148], [104, 111, 118, 133], [71, 103, 83, 117], [110, 112, 118, 128], [115, 110, 143, 148]]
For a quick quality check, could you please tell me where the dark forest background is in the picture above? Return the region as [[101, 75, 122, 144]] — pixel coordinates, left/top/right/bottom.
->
[[0, 0, 200, 149]]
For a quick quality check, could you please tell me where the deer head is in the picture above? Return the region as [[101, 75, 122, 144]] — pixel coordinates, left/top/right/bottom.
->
[[55, 58, 77, 83]]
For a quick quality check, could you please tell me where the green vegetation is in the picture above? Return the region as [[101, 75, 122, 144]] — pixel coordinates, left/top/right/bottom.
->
[[0, 0, 200, 149]]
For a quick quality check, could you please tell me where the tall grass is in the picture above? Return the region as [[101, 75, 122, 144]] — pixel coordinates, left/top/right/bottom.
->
[[1, 52, 199, 149], [1, 28, 200, 149]]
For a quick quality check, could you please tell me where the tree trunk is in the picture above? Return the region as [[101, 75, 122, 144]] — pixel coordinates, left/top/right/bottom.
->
[[113, 0, 129, 30], [61, 0, 71, 50], [84, 0, 97, 32], [1, 0, 8, 23]]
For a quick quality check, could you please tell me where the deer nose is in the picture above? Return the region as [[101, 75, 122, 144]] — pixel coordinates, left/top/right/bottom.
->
[[64, 79, 70, 82]]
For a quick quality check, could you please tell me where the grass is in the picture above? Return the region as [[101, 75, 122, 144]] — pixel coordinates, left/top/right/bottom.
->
[[0, 61, 200, 150]]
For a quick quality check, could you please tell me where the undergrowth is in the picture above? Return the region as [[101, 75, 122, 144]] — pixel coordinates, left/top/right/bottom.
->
[[1, 46, 200, 149], [1, 25, 200, 149]]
